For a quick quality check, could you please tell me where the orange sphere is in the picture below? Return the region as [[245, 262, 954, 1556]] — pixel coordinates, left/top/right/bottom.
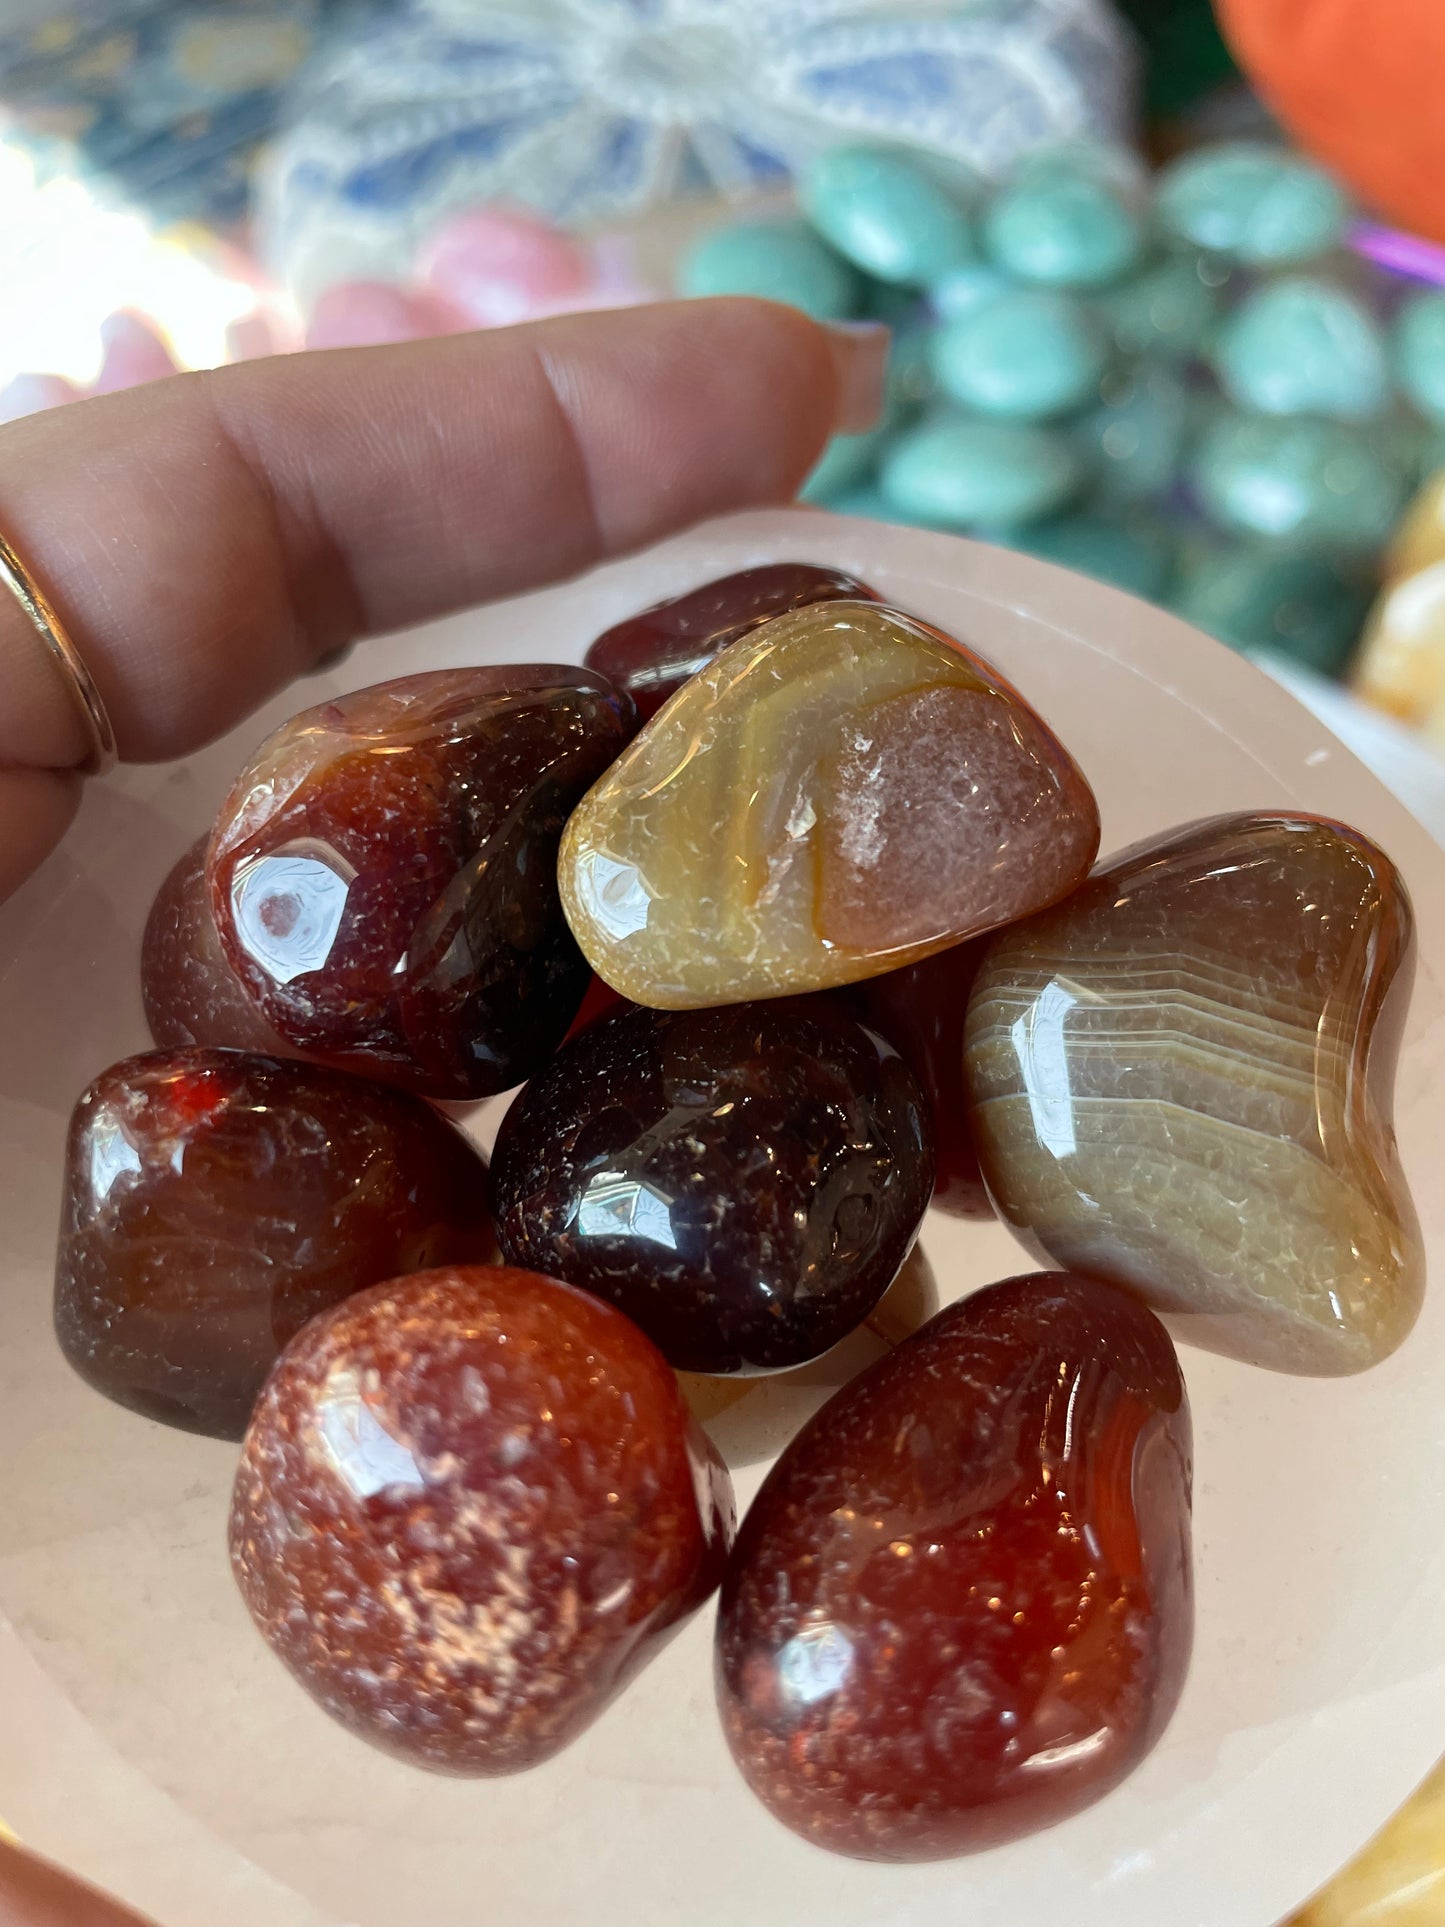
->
[[1216, 0, 1445, 243]]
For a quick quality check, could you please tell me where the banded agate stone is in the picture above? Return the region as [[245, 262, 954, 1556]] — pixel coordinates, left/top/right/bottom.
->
[[966, 813, 1422, 1374], [559, 602, 1099, 1008], [55, 1049, 493, 1438], [208, 667, 634, 1099], [716, 1273, 1192, 1860], [583, 563, 877, 721], [490, 998, 933, 1374], [142, 836, 291, 1054], [231, 1267, 734, 1773]]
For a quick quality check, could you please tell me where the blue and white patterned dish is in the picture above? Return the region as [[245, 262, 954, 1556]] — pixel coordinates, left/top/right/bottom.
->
[[0, 0, 380, 228], [260, 0, 1136, 300]]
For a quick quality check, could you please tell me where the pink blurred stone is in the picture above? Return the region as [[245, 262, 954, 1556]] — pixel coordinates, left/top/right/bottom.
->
[[417, 204, 593, 326], [227, 308, 299, 362], [305, 281, 470, 350], [0, 372, 82, 422], [94, 312, 180, 394]]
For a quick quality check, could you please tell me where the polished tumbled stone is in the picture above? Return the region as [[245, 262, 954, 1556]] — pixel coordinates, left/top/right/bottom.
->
[[965, 813, 1422, 1374], [717, 1272, 1192, 1859], [559, 600, 1100, 1008]]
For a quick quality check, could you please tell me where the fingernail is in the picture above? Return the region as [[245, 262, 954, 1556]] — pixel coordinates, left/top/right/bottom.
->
[[825, 321, 890, 434]]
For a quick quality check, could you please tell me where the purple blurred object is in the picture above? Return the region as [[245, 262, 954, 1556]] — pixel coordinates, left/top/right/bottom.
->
[[1351, 221, 1445, 288]]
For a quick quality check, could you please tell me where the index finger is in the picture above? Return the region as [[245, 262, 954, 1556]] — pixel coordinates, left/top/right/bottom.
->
[[0, 299, 881, 773]]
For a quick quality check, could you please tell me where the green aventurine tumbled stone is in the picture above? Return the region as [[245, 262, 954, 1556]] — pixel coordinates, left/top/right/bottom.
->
[[802, 146, 973, 288], [1213, 278, 1388, 422], [1093, 254, 1225, 361], [1190, 411, 1408, 551], [679, 219, 862, 320], [1393, 290, 1445, 426], [1171, 543, 1371, 675], [983, 155, 1145, 289], [931, 289, 1105, 420], [1073, 362, 1191, 507], [930, 262, 1010, 320], [881, 413, 1080, 528], [1155, 142, 1350, 266], [1017, 513, 1176, 600]]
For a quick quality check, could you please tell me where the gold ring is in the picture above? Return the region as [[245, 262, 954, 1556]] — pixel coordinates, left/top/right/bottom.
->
[[0, 532, 117, 777]]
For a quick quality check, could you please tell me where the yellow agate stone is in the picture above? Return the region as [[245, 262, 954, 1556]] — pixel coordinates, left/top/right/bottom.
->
[[558, 600, 1100, 1008]]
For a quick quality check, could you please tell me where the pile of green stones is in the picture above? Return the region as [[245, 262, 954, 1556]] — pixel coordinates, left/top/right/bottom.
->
[[680, 141, 1445, 679]]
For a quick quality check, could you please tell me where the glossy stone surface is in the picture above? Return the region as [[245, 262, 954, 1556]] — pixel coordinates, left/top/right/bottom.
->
[[55, 1049, 493, 1438], [930, 289, 1106, 420], [1213, 278, 1388, 422], [583, 565, 878, 723], [983, 155, 1145, 288], [207, 667, 634, 1099], [231, 1266, 733, 1772], [843, 943, 989, 1218], [559, 601, 1100, 1007], [1191, 410, 1408, 551], [490, 998, 933, 1374], [142, 836, 290, 1054], [1154, 142, 1350, 265], [966, 814, 1422, 1373], [801, 147, 973, 287], [881, 414, 1081, 529], [679, 219, 862, 320], [716, 1272, 1193, 1861]]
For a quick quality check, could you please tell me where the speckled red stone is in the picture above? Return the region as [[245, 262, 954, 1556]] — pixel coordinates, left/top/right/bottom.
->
[[716, 1272, 1193, 1859], [230, 1266, 735, 1773]]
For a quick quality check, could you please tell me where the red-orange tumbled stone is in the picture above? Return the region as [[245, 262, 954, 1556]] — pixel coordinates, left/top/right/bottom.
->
[[716, 1272, 1192, 1860], [142, 836, 292, 1054], [207, 666, 634, 1098], [56, 1049, 493, 1438], [231, 1266, 735, 1774]]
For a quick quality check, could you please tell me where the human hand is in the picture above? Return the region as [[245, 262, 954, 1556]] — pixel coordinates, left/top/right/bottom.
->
[[0, 298, 885, 906], [0, 1834, 159, 1925], [0, 297, 883, 1919]]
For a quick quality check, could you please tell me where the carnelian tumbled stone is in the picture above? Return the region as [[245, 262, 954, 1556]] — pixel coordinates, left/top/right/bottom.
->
[[55, 1049, 493, 1438], [142, 836, 292, 1054], [231, 1266, 734, 1773], [207, 667, 634, 1099], [716, 1272, 1193, 1860], [584, 563, 879, 721]]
